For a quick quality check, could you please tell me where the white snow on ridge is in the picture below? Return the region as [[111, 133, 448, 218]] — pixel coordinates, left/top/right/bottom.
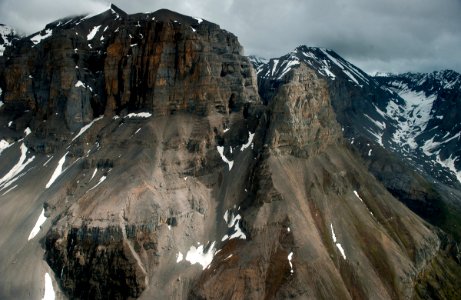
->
[[75, 81, 86, 88], [330, 224, 346, 260], [193, 17, 203, 24], [330, 224, 337, 243], [125, 112, 152, 118], [176, 252, 184, 263], [87, 25, 101, 41], [222, 210, 247, 241], [72, 116, 104, 141], [343, 69, 361, 86], [0, 143, 35, 190], [87, 175, 107, 192], [184, 242, 216, 270], [45, 152, 68, 188], [365, 114, 386, 131], [270, 59, 280, 77], [24, 127, 32, 136], [30, 29, 53, 45], [422, 132, 460, 156], [353, 190, 364, 202], [319, 64, 336, 79], [90, 168, 98, 181], [319, 48, 367, 85], [0, 25, 15, 56], [217, 146, 233, 171], [42, 272, 56, 300], [436, 154, 461, 184], [288, 252, 294, 274], [386, 84, 437, 150], [364, 114, 386, 146], [28, 208, 47, 240], [277, 59, 300, 79], [240, 132, 255, 151], [335, 243, 347, 260], [0, 139, 12, 156]]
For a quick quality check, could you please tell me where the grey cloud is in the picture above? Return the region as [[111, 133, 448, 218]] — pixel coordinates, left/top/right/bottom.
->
[[0, 0, 460, 73]]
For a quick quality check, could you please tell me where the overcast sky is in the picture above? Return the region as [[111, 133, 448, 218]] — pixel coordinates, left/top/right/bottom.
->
[[1, 0, 460, 74]]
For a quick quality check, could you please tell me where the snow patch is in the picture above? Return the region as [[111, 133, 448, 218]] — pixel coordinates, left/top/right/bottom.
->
[[0, 143, 35, 190], [288, 252, 294, 274], [125, 112, 152, 118], [277, 59, 300, 79], [28, 208, 47, 240], [176, 252, 184, 263], [436, 154, 461, 184], [240, 132, 255, 151], [30, 29, 53, 45], [24, 127, 32, 136], [0, 139, 12, 156], [217, 146, 233, 171], [330, 224, 346, 260], [87, 175, 107, 192], [72, 116, 104, 141], [193, 17, 203, 24], [90, 168, 98, 181], [185, 242, 216, 270], [75, 80, 86, 88], [87, 25, 101, 41], [335, 243, 347, 260], [42, 272, 55, 300], [353, 190, 364, 202], [45, 152, 68, 188], [222, 210, 246, 241], [386, 84, 437, 150], [1, 184, 18, 196]]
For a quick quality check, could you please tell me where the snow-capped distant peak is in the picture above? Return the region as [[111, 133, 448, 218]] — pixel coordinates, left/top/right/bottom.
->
[[253, 45, 372, 87], [0, 24, 16, 56]]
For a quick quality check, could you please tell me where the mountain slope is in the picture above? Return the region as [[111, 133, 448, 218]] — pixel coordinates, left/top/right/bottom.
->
[[375, 71, 461, 186], [250, 47, 461, 241]]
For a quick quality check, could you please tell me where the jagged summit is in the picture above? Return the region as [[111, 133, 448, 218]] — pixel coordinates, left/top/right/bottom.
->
[[252, 45, 374, 90], [0, 24, 17, 56]]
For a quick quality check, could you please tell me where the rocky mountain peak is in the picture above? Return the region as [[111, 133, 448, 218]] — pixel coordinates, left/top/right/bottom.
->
[[0, 24, 17, 56], [0, 7, 257, 135]]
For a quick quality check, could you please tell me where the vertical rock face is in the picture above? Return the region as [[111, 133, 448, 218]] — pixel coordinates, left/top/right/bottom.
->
[[267, 65, 342, 157], [1, 6, 258, 132], [0, 6, 459, 300]]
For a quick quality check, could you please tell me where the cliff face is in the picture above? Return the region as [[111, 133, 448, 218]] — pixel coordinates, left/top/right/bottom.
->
[[0, 6, 459, 300], [1, 6, 257, 132]]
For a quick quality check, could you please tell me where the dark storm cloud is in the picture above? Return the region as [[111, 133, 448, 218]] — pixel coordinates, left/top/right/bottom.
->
[[1, 0, 460, 74]]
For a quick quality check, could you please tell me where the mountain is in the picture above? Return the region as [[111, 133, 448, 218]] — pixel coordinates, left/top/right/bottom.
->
[[0, 6, 460, 300], [250, 47, 461, 240], [374, 71, 461, 185], [0, 24, 17, 57]]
